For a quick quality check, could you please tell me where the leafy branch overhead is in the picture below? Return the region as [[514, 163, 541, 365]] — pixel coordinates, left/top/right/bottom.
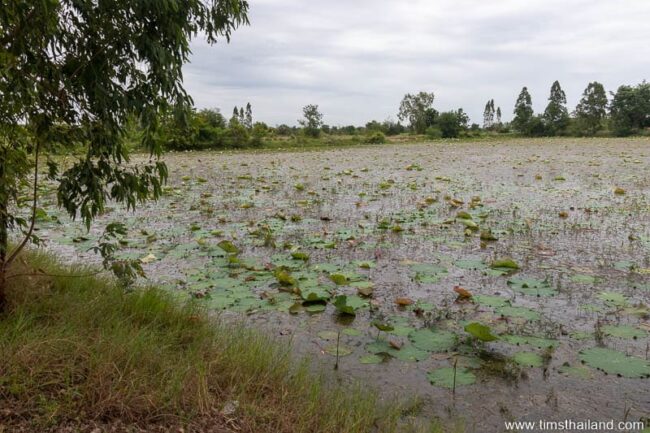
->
[[0, 0, 249, 303]]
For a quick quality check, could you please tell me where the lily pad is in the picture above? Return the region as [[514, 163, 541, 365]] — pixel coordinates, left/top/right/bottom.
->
[[324, 345, 353, 357], [464, 322, 498, 342], [474, 295, 510, 308], [496, 306, 540, 321], [333, 295, 367, 315], [427, 367, 476, 388], [409, 328, 457, 352], [490, 258, 520, 272], [579, 347, 650, 378], [571, 274, 599, 284], [359, 354, 385, 364], [454, 259, 488, 271], [217, 240, 239, 254], [602, 325, 647, 340], [598, 291, 627, 307], [507, 277, 557, 296], [513, 352, 543, 368]]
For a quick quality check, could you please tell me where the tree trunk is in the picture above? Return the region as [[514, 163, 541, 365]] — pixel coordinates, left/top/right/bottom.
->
[[0, 147, 8, 312]]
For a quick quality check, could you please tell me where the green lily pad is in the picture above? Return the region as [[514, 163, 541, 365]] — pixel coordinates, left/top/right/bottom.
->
[[513, 352, 543, 368], [427, 367, 476, 388], [454, 259, 488, 270], [330, 273, 348, 285], [291, 251, 310, 261], [474, 295, 510, 308], [333, 295, 367, 315], [359, 354, 385, 364], [598, 291, 627, 307], [571, 274, 599, 284], [579, 347, 650, 378], [342, 328, 362, 336], [496, 306, 540, 321], [558, 364, 592, 379], [464, 322, 498, 342], [507, 277, 557, 296], [324, 345, 353, 357], [390, 345, 431, 362], [318, 331, 339, 341], [304, 303, 326, 313], [490, 258, 520, 271], [409, 328, 457, 352], [217, 240, 239, 254], [602, 325, 647, 340], [300, 286, 330, 302]]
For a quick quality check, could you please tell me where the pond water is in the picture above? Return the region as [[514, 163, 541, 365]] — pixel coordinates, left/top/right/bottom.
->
[[36, 138, 650, 431]]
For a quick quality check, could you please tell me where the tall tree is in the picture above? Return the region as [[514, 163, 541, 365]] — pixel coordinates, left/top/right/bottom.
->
[[299, 104, 324, 138], [0, 0, 249, 310], [543, 80, 569, 135], [496, 107, 502, 126], [574, 82, 608, 136], [609, 81, 650, 136], [244, 102, 253, 129], [512, 87, 534, 134], [397, 92, 436, 134], [483, 99, 495, 129]]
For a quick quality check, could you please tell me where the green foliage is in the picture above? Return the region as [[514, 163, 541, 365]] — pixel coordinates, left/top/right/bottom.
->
[[512, 87, 534, 134], [299, 104, 324, 138], [464, 322, 498, 342], [543, 81, 570, 135], [398, 92, 436, 134], [0, 0, 250, 296], [0, 251, 417, 432], [425, 127, 443, 139], [364, 131, 386, 144], [437, 110, 467, 138], [483, 99, 496, 129], [609, 81, 650, 136], [574, 82, 608, 136]]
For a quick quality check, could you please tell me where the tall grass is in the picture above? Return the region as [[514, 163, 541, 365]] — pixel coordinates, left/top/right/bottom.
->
[[0, 251, 444, 432]]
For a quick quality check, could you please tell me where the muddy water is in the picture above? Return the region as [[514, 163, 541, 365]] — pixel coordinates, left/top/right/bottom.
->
[[36, 138, 650, 431]]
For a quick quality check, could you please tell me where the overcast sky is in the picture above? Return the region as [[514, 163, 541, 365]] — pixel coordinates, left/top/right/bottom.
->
[[183, 0, 650, 127]]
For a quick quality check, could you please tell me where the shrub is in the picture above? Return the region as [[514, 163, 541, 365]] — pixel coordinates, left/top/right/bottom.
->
[[425, 126, 443, 139], [365, 131, 386, 144]]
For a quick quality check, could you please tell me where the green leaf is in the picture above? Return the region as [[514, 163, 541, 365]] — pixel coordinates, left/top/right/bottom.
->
[[427, 367, 476, 388], [513, 352, 543, 368], [408, 328, 457, 352], [473, 294, 510, 308], [496, 306, 540, 321], [602, 325, 647, 340], [359, 354, 385, 364], [490, 258, 519, 270], [507, 277, 557, 296], [579, 347, 650, 378], [217, 240, 239, 254], [329, 273, 348, 285], [291, 251, 310, 261], [300, 286, 330, 302], [598, 291, 627, 306], [324, 345, 353, 357], [464, 322, 498, 342], [333, 295, 367, 315]]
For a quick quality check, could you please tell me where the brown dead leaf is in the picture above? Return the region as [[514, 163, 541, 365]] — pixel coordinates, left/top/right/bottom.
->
[[395, 297, 414, 306]]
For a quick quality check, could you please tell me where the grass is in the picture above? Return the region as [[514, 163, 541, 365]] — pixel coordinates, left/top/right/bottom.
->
[[0, 250, 448, 433]]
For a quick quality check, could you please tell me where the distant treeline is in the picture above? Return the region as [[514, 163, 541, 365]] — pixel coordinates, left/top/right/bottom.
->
[[135, 80, 649, 151]]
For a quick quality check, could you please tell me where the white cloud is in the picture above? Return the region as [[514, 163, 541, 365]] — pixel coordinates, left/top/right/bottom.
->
[[183, 0, 650, 126]]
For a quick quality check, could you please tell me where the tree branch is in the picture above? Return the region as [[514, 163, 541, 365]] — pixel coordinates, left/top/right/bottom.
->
[[5, 139, 40, 267]]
